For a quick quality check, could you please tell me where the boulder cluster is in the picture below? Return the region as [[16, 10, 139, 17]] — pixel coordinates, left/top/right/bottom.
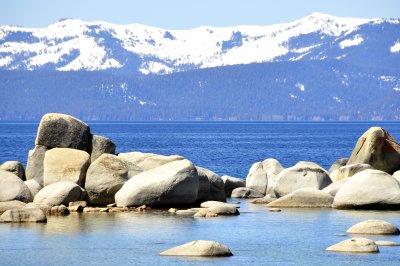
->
[[0, 113, 240, 222], [238, 126, 400, 210]]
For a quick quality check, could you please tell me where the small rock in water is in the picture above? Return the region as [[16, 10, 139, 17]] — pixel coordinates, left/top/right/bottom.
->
[[0, 208, 47, 223], [168, 208, 177, 213], [160, 240, 233, 257], [268, 208, 281, 212], [346, 220, 400, 235], [375, 241, 400, 246], [326, 237, 379, 253]]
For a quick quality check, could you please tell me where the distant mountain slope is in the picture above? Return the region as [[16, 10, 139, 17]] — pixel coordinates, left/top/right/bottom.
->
[[0, 13, 399, 74], [1, 60, 399, 120]]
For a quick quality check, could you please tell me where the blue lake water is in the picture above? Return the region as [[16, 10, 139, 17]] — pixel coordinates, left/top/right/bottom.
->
[[1, 121, 400, 265]]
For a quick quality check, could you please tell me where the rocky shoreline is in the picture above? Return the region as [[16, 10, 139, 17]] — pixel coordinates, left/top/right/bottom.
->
[[1, 113, 400, 255]]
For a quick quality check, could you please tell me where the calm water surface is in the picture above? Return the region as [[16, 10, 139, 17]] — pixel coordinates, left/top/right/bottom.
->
[[0, 121, 400, 265]]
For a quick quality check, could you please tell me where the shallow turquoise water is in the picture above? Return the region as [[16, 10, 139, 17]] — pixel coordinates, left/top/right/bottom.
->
[[1, 199, 400, 265]]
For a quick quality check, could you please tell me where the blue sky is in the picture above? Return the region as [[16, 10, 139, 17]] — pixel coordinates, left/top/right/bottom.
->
[[0, 0, 399, 28]]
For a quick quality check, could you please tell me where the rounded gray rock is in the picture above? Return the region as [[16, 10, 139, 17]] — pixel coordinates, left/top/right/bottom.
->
[[346, 220, 400, 235], [266, 188, 333, 208], [221, 175, 245, 196], [231, 187, 265, 198], [33, 181, 86, 206], [0, 169, 32, 203], [160, 240, 233, 257], [0, 208, 47, 223], [90, 135, 116, 163], [1, 161, 26, 180]]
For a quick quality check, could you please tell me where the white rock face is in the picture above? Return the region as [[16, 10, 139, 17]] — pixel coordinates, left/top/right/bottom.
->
[[326, 237, 379, 253], [246, 158, 284, 196], [115, 159, 199, 207], [43, 148, 90, 187], [160, 240, 233, 256], [33, 181, 86, 206]]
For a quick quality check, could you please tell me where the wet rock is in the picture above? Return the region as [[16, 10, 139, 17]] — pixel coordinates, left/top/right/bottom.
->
[[160, 240, 233, 257], [326, 237, 379, 253], [266, 188, 333, 208], [0, 208, 47, 223], [43, 148, 90, 186], [221, 175, 245, 196], [347, 127, 400, 174], [90, 135, 116, 163], [346, 220, 399, 235], [1, 161, 25, 180], [33, 181, 86, 207], [0, 169, 32, 203], [26, 145, 49, 186], [231, 187, 264, 198]]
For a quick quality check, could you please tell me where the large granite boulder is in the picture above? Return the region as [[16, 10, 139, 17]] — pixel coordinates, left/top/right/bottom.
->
[[328, 158, 349, 173], [0, 169, 32, 203], [246, 158, 284, 196], [26, 145, 49, 186], [322, 177, 350, 197], [333, 169, 400, 209], [0, 208, 47, 223], [35, 113, 91, 152], [347, 127, 400, 174], [115, 159, 199, 207], [346, 220, 400, 235], [330, 164, 373, 182], [196, 167, 226, 202], [33, 181, 86, 206], [393, 170, 400, 182], [266, 188, 333, 208], [231, 187, 264, 198], [0, 200, 26, 214], [221, 175, 245, 196], [1, 161, 25, 180], [90, 135, 116, 163], [85, 154, 130, 205], [137, 154, 184, 171], [43, 148, 90, 187], [273, 161, 331, 197], [160, 240, 233, 257], [24, 179, 43, 198], [326, 237, 379, 253], [118, 152, 155, 165]]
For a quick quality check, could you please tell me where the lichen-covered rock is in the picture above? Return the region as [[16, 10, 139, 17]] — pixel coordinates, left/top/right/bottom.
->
[[0, 208, 47, 223], [273, 161, 331, 197], [85, 154, 130, 205], [43, 148, 90, 187], [90, 135, 116, 163], [326, 237, 379, 253], [33, 181, 86, 207], [346, 220, 400, 235], [0, 169, 32, 203], [347, 127, 400, 174], [333, 169, 400, 209], [266, 188, 333, 208], [160, 240, 233, 257], [35, 113, 91, 151], [115, 159, 199, 207], [1, 161, 25, 180], [26, 145, 49, 186], [221, 175, 245, 196]]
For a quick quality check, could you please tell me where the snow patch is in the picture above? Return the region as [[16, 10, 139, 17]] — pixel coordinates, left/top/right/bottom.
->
[[393, 87, 400, 92], [339, 35, 363, 49], [0, 55, 12, 67], [295, 82, 305, 91], [390, 41, 400, 53], [139, 61, 174, 75], [333, 96, 342, 103]]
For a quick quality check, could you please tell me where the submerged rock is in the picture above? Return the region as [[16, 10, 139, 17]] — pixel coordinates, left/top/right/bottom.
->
[[33, 181, 86, 207], [0, 208, 47, 223], [115, 159, 199, 207], [160, 240, 233, 257], [266, 188, 333, 208], [221, 175, 245, 196], [326, 237, 379, 253], [346, 220, 399, 235], [231, 187, 264, 198], [347, 127, 400, 174], [1, 161, 25, 180], [333, 169, 400, 209], [0, 169, 32, 203], [273, 161, 331, 197], [35, 113, 91, 152]]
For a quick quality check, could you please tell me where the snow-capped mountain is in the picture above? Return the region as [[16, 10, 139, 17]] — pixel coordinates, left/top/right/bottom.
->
[[0, 12, 399, 74]]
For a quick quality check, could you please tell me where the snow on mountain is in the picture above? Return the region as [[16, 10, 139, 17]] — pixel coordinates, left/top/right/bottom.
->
[[0, 12, 398, 74]]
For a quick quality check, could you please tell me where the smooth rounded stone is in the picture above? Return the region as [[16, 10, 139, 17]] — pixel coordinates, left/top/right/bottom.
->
[[24, 179, 43, 197], [200, 201, 228, 208], [208, 203, 239, 215], [328, 158, 349, 173], [176, 209, 198, 215], [326, 237, 379, 253], [250, 195, 277, 204], [246, 158, 284, 196], [1, 161, 26, 180], [43, 148, 90, 187], [266, 188, 333, 208], [231, 187, 265, 198], [0, 169, 32, 203], [196, 167, 226, 202], [118, 152, 156, 164], [330, 164, 373, 182], [333, 169, 400, 209], [393, 170, 400, 182], [26, 145, 49, 186], [35, 113, 91, 151], [0, 201, 26, 214], [0, 208, 47, 223], [346, 220, 400, 235], [221, 175, 245, 196], [273, 162, 331, 197], [137, 154, 184, 171], [375, 241, 400, 246], [90, 135, 116, 163], [160, 240, 233, 257], [347, 127, 400, 174], [115, 159, 199, 207], [33, 181, 86, 207], [322, 177, 350, 197], [50, 205, 70, 216], [68, 201, 87, 212], [85, 154, 130, 205]]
